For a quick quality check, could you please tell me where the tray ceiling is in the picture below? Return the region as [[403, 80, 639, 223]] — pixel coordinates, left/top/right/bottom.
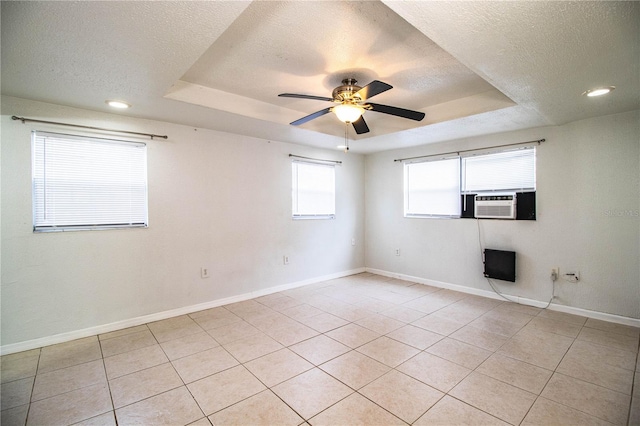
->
[[168, 1, 514, 139]]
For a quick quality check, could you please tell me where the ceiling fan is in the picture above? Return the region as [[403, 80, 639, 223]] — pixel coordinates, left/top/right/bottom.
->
[[279, 79, 425, 134]]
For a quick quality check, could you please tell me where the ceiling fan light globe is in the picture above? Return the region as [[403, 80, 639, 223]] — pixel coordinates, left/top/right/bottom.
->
[[333, 104, 364, 123]]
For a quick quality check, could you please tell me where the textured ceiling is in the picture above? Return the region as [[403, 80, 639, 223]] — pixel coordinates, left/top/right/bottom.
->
[[1, 1, 638, 153]]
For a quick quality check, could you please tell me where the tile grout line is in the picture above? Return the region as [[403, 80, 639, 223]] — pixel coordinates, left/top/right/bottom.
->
[[157, 317, 226, 423], [23, 348, 41, 426], [251, 292, 409, 424], [191, 324, 288, 420], [237, 352, 311, 425], [116, 320, 207, 423], [627, 339, 640, 426], [326, 316, 471, 425], [97, 336, 119, 426], [394, 299, 581, 425], [516, 330, 577, 426], [443, 394, 513, 426], [535, 320, 630, 426]]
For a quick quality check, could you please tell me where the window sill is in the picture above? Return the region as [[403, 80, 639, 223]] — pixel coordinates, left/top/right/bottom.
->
[[34, 224, 148, 233], [292, 215, 335, 220]]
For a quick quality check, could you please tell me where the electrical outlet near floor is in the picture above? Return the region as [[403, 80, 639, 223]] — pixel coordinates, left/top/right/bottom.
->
[[283, 255, 289, 265], [200, 267, 210, 279], [395, 248, 401, 256]]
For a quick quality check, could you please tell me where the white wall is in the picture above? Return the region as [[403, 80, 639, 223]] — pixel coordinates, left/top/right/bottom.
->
[[365, 110, 640, 319], [1, 96, 365, 347], [2, 97, 638, 351]]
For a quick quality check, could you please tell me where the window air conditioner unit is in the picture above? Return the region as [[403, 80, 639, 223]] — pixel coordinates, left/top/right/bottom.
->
[[475, 193, 517, 219]]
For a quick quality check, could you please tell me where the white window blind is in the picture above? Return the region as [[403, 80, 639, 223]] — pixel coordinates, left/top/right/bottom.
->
[[292, 160, 335, 219], [404, 157, 461, 217], [462, 147, 536, 192], [32, 131, 148, 232]]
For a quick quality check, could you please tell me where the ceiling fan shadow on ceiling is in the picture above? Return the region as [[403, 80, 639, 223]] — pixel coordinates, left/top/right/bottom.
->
[[278, 79, 425, 135]]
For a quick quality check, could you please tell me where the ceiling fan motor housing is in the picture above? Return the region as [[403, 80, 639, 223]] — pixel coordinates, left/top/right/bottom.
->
[[332, 78, 363, 103]]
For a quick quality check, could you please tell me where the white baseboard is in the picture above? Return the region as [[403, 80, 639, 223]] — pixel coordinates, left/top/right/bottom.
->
[[0, 267, 366, 356], [366, 267, 640, 328]]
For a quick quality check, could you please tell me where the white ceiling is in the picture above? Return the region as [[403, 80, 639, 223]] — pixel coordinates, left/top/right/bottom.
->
[[2, 1, 638, 154]]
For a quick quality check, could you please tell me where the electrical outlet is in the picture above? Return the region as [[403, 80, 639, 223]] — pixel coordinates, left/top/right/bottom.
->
[[551, 267, 559, 281], [201, 267, 210, 279], [283, 256, 289, 265], [563, 271, 580, 283], [395, 248, 401, 256], [351, 238, 356, 246]]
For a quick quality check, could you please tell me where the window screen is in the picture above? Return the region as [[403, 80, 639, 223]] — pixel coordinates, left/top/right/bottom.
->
[[292, 160, 335, 219], [32, 131, 148, 232], [404, 157, 461, 217], [462, 147, 536, 192]]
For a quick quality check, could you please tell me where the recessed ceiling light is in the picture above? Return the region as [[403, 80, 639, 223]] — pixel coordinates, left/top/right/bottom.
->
[[106, 100, 131, 109], [582, 86, 615, 97]]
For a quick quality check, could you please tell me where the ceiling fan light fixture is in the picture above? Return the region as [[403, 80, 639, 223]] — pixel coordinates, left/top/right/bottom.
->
[[281, 79, 421, 134], [332, 103, 364, 123]]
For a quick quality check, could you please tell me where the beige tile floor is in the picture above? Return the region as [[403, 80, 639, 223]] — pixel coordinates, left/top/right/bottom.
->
[[1, 273, 639, 425]]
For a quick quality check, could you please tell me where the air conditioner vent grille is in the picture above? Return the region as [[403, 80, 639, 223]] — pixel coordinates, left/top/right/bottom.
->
[[474, 193, 517, 219]]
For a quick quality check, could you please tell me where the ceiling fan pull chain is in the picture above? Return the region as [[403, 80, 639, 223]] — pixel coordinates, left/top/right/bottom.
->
[[344, 123, 350, 152]]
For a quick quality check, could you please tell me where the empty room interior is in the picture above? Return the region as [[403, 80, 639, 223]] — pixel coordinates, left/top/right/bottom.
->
[[1, 1, 639, 426]]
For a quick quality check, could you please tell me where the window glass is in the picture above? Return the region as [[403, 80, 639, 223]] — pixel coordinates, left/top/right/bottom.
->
[[404, 157, 461, 217], [32, 131, 148, 232], [462, 147, 536, 192], [292, 160, 335, 219]]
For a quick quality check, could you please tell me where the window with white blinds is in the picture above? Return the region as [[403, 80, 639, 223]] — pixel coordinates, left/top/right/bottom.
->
[[32, 131, 148, 232], [404, 157, 461, 217], [462, 147, 536, 192], [292, 160, 335, 219], [403, 146, 536, 219]]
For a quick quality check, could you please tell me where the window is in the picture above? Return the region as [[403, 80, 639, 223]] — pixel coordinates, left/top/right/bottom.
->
[[32, 131, 148, 232], [462, 147, 536, 192], [292, 160, 335, 219], [404, 157, 461, 217], [403, 146, 536, 218]]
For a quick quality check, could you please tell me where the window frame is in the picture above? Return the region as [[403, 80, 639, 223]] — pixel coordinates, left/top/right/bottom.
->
[[31, 131, 149, 232], [291, 159, 336, 220]]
